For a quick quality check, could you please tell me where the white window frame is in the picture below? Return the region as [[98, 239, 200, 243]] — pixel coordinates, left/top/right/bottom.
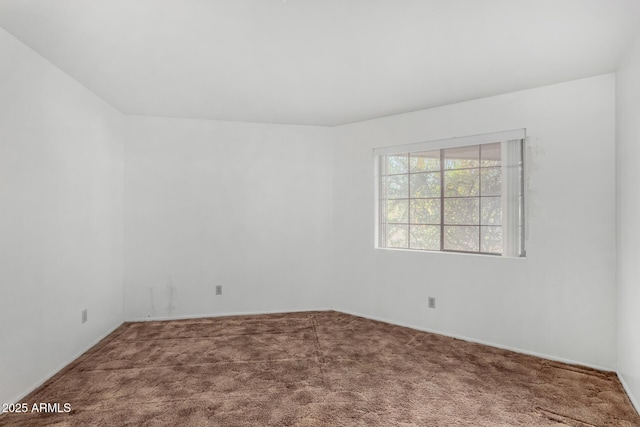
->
[[374, 129, 526, 257]]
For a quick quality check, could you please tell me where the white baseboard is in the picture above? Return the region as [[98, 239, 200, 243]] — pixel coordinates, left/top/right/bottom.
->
[[8, 321, 124, 405], [336, 308, 614, 373], [12, 308, 630, 413], [618, 372, 640, 416], [126, 307, 332, 323], [132, 307, 614, 372]]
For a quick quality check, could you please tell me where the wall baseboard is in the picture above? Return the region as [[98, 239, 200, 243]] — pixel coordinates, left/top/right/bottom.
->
[[9, 309, 331, 404], [8, 321, 124, 405], [618, 372, 640, 416], [336, 308, 615, 373], [126, 307, 332, 323], [139, 306, 616, 374], [11, 307, 635, 417]]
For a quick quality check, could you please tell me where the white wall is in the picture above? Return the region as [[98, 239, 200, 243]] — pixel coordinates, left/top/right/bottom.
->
[[616, 32, 640, 411], [332, 74, 617, 369], [123, 116, 333, 320], [0, 28, 124, 404], [0, 21, 631, 407]]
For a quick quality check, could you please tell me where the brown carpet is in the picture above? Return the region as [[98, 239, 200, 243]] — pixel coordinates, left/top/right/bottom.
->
[[1, 311, 638, 426]]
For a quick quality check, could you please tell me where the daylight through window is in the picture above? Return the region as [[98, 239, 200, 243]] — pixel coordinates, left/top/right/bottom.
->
[[376, 130, 525, 257]]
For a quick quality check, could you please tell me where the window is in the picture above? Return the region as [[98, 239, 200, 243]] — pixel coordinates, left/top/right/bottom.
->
[[375, 130, 525, 257]]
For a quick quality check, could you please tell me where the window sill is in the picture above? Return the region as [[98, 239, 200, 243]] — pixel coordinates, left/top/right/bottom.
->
[[374, 246, 526, 259]]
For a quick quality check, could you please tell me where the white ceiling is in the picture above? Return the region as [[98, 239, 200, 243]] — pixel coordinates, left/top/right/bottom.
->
[[1, 0, 639, 126]]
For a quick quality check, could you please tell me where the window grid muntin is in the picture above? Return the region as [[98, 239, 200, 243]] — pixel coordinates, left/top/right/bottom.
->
[[381, 144, 503, 255]]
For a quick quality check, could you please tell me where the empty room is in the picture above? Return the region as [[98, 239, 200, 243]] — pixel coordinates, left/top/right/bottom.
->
[[1, 0, 640, 425]]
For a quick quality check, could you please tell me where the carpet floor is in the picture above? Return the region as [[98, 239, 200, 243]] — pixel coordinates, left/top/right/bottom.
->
[[1, 311, 638, 426]]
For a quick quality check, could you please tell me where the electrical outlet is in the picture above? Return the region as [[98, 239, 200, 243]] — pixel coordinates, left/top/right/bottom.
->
[[215, 285, 222, 295], [82, 309, 88, 323], [428, 297, 436, 309]]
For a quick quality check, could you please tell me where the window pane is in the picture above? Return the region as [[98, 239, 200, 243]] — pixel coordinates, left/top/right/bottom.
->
[[410, 199, 441, 224], [444, 145, 479, 169], [377, 136, 522, 256], [444, 226, 479, 252], [387, 225, 408, 248], [444, 169, 479, 197], [410, 150, 440, 172], [481, 226, 502, 254], [410, 172, 440, 198], [480, 142, 501, 167], [386, 200, 408, 223], [480, 166, 501, 196], [386, 155, 408, 174], [410, 225, 440, 250], [481, 197, 501, 225], [444, 198, 479, 225], [385, 175, 408, 199]]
